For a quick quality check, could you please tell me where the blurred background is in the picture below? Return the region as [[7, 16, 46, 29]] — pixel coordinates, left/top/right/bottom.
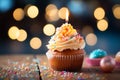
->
[[0, 0, 120, 55]]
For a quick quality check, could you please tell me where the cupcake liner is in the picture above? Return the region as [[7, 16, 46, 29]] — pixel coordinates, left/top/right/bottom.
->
[[85, 58, 101, 66], [46, 51, 85, 72]]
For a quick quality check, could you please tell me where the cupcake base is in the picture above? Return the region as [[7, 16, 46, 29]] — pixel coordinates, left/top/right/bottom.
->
[[46, 49, 85, 72]]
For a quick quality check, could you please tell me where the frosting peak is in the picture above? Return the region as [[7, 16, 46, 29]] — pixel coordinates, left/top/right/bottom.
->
[[57, 23, 77, 38], [47, 23, 85, 51]]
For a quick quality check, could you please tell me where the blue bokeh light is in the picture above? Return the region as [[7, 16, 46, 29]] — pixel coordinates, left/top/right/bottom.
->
[[0, 0, 13, 12], [67, 1, 86, 16]]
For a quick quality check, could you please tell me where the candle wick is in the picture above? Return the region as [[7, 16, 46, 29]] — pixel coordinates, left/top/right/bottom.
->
[[66, 20, 68, 23], [66, 16, 68, 23]]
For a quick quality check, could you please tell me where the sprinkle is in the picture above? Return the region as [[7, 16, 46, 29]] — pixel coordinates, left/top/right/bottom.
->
[[32, 59, 40, 64], [60, 71, 65, 75], [77, 78, 85, 80], [26, 57, 30, 60], [74, 72, 77, 75], [0, 55, 113, 80]]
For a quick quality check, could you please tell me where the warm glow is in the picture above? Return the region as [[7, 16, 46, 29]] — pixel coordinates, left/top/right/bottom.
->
[[97, 19, 108, 31], [58, 7, 69, 21], [27, 5, 39, 18], [85, 33, 97, 46], [17, 29, 27, 42], [94, 7, 105, 20], [66, 8, 69, 22], [46, 4, 57, 12], [13, 8, 24, 21], [30, 37, 42, 49], [8, 26, 19, 40], [45, 4, 59, 22], [112, 4, 120, 19], [82, 25, 94, 36], [43, 24, 55, 36]]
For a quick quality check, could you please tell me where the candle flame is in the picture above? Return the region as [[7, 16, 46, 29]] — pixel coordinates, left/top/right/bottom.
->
[[65, 9, 69, 22]]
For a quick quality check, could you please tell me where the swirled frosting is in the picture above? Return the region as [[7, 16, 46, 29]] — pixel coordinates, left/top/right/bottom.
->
[[47, 23, 85, 51]]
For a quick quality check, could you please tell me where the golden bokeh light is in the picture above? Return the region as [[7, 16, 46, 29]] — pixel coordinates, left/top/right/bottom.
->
[[112, 4, 120, 19], [82, 25, 94, 36], [94, 7, 105, 20], [27, 5, 39, 18], [97, 19, 108, 31], [13, 8, 24, 21], [46, 4, 57, 12], [45, 14, 59, 22], [85, 33, 97, 46], [8, 26, 20, 40], [45, 4, 59, 22], [58, 7, 70, 20], [17, 29, 27, 42], [30, 37, 42, 49], [43, 24, 55, 36]]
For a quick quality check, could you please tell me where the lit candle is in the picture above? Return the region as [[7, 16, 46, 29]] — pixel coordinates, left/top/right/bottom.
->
[[65, 9, 69, 23]]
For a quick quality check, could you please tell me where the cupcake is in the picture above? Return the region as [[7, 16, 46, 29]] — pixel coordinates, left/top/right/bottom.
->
[[86, 49, 107, 66], [115, 51, 120, 68], [46, 23, 86, 72]]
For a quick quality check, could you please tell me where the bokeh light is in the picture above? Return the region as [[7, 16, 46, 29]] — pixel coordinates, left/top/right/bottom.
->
[[97, 19, 108, 31], [13, 8, 24, 21], [30, 37, 42, 49], [82, 25, 94, 36], [45, 4, 59, 22], [46, 4, 57, 12], [8, 26, 19, 40], [94, 7, 105, 20], [17, 29, 27, 42], [27, 5, 39, 18], [43, 24, 55, 36], [58, 7, 69, 20], [67, 1, 86, 16], [0, 0, 13, 12], [85, 33, 97, 46], [112, 4, 120, 19]]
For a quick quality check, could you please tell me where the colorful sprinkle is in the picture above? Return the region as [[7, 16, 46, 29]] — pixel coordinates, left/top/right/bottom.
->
[[0, 56, 110, 80]]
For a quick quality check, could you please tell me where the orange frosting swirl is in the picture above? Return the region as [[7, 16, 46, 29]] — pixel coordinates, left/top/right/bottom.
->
[[47, 23, 85, 51]]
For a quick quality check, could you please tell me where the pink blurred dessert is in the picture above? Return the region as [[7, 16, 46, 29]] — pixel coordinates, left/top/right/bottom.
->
[[115, 51, 120, 68], [86, 49, 107, 66]]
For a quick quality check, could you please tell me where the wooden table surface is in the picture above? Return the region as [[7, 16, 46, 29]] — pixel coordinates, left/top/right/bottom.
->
[[0, 54, 120, 80]]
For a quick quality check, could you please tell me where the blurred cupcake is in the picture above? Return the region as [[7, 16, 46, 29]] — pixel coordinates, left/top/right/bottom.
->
[[100, 56, 115, 73], [86, 49, 107, 66], [46, 23, 86, 72], [115, 51, 120, 68]]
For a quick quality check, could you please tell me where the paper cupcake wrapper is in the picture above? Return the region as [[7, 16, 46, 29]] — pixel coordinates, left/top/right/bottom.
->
[[86, 58, 101, 66], [46, 52, 85, 72]]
